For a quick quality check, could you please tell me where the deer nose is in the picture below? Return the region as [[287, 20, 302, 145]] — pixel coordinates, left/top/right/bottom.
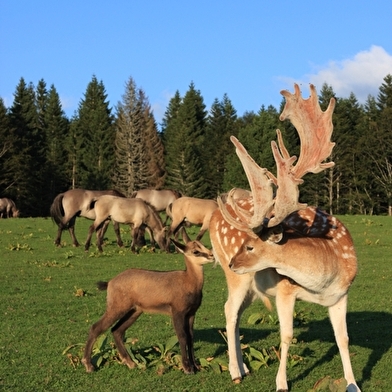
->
[[229, 259, 234, 269]]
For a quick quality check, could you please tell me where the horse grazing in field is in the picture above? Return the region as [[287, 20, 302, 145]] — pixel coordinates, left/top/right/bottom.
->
[[166, 197, 218, 242], [130, 189, 182, 224], [84, 195, 169, 253], [0, 198, 19, 218], [50, 189, 126, 247]]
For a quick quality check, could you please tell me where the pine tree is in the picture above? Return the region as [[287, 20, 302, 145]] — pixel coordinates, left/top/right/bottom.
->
[[44, 85, 70, 202], [74, 76, 115, 189], [144, 111, 166, 188], [113, 77, 163, 195], [331, 93, 364, 214], [6, 78, 42, 216], [0, 98, 12, 194], [204, 94, 238, 198], [372, 74, 392, 215], [162, 82, 208, 197], [353, 95, 381, 214]]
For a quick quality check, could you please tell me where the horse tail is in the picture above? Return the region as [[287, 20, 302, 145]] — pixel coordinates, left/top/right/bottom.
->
[[50, 193, 65, 225], [97, 281, 108, 291]]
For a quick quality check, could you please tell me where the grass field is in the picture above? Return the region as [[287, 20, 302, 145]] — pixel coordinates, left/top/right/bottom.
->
[[0, 215, 391, 391]]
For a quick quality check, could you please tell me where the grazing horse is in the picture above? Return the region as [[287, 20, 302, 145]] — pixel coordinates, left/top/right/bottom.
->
[[166, 197, 218, 241], [0, 198, 19, 218], [130, 189, 182, 225], [50, 189, 126, 247], [84, 195, 169, 253]]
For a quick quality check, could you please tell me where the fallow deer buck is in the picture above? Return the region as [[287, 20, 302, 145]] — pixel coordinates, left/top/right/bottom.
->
[[210, 84, 361, 392]]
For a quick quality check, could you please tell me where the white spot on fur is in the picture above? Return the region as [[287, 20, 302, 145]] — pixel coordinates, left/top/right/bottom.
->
[[234, 246, 239, 254], [231, 236, 236, 245], [224, 236, 228, 246]]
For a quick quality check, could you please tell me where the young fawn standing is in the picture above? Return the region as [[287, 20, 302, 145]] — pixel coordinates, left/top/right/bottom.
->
[[82, 237, 214, 374]]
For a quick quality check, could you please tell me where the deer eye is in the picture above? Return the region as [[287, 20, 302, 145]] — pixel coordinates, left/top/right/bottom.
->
[[193, 250, 200, 255], [245, 245, 254, 252]]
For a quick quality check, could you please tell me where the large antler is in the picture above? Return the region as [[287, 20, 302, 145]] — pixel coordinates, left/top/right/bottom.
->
[[219, 83, 336, 232]]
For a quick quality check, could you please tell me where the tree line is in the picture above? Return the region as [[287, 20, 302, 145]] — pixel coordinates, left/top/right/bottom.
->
[[0, 74, 391, 217]]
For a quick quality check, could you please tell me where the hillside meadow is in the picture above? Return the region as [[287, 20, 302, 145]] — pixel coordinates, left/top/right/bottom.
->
[[0, 215, 391, 391]]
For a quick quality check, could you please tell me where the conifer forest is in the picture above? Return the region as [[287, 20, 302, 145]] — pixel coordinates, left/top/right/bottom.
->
[[1, 74, 392, 217]]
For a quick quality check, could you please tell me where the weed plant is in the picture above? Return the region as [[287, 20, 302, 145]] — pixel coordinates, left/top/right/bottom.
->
[[0, 215, 391, 391]]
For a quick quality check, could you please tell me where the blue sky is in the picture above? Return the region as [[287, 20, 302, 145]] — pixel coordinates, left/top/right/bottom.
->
[[1, 1, 392, 125]]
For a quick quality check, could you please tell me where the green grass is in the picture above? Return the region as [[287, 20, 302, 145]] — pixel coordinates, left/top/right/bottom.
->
[[0, 215, 391, 391]]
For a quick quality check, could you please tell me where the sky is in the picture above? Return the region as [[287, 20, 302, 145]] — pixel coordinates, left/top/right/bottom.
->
[[1, 1, 392, 126]]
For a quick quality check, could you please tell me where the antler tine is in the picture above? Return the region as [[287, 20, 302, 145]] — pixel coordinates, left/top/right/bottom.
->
[[230, 136, 275, 231], [267, 129, 307, 227], [219, 84, 336, 232], [280, 83, 336, 178]]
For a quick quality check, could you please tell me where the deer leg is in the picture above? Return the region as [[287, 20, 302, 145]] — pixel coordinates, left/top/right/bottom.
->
[[225, 273, 254, 382], [111, 309, 143, 370], [328, 296, 361, 392], [82, 311, 120, 373], [187, 314, 199, 372], [274, 285, 296, 392], [172, 312, 195, 374]]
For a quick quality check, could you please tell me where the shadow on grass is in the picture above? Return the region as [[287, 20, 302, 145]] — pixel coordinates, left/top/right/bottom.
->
[[195, 311, 392, 388], [293, 311, 392, 387]]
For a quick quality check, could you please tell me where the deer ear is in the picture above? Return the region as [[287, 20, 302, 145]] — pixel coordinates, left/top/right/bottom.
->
[[265, 226, 283, 243], [171, 239, 185, 253]]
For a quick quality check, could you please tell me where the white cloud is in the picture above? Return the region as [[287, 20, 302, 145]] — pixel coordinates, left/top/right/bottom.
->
[[151, 89, 174, 125], [280, 46, 392, 103], [305, 46, 392, 102], [60, 95, 78, 116]]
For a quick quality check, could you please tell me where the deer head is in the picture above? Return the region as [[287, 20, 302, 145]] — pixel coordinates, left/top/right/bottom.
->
[[218, 83, 336, 237]]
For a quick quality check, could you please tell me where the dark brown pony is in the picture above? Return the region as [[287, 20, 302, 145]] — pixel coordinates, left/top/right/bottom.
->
[[0, 198, 19, 218], [50, 189, 125, 247]]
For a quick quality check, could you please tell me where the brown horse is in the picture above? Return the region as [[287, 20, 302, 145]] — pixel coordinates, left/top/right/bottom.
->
[[0, 198, 19, 218], [84, 195, 169, 253], [50, 189, 126, 247], [130, 189, 182, 224]]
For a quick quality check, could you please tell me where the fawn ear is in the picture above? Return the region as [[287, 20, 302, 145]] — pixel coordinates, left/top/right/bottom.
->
[[171, 239, 185, 254]]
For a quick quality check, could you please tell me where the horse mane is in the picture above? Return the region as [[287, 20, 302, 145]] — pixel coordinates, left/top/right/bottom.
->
[[143, 199, 158, 213], [168, 189, 183, 198], [108, 189, 126, 198]]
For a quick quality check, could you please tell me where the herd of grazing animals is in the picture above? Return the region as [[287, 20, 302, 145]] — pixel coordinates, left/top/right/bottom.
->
[[0, 84, 361, 391]]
